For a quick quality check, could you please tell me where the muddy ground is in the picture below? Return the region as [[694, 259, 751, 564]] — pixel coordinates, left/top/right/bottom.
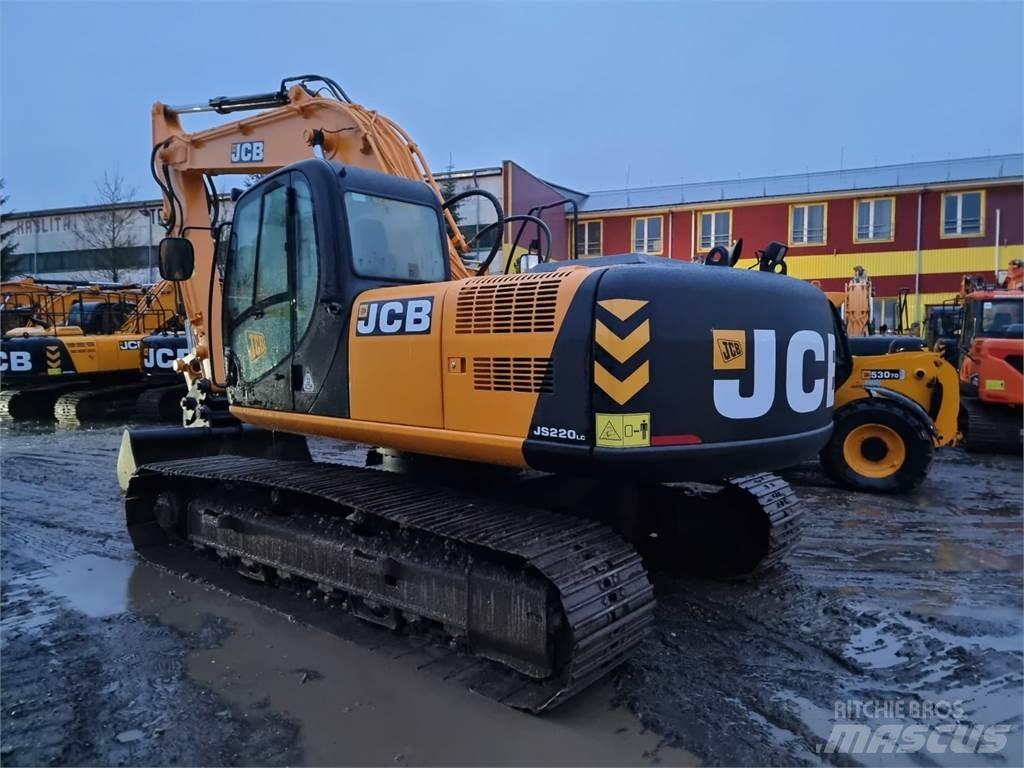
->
[[1, 422, 1021, 766]]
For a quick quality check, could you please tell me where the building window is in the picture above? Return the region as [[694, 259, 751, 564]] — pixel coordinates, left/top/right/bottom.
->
[[633, 216, 663, 254], [575, 221, 602, 257], [942, 190, 984, 237], [790, 203, 827, 245], [855, 197, 894, 242], [698, 210, 731, 251]]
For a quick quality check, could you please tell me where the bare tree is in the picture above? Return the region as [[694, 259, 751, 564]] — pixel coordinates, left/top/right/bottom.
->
[[0, 178, 19, 280], [72, 173, 139, 283]]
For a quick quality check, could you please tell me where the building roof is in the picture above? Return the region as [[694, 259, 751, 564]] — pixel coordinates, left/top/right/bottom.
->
[[578, 153, 1024, 213], [9, 154, 1021, 220]]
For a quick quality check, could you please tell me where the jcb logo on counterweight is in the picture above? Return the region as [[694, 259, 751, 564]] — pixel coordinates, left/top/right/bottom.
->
[[0, 350, 31, 372], [713, 330, 746, 370], [712, 329, 836, 419]]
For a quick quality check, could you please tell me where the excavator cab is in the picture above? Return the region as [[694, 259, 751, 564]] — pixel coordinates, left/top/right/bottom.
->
[[161, 159, 450, 417], [220, 160, 447, 414], [66, 300, 135, 335]]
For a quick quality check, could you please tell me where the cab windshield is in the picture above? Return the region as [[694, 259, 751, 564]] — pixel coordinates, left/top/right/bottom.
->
[[346, 191, 446, 283], [979, 299, 1024, 339]]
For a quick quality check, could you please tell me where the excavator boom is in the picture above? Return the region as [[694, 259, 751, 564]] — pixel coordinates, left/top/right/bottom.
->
[[152, 78, 470, 391]]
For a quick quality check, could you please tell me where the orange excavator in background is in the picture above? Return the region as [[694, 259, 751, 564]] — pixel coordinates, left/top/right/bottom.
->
[[954, 263, 1023, 452], [117, 75, 844, 711]]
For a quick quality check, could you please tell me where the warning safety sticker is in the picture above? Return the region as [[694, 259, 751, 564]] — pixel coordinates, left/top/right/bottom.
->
[[595, 412, 651, 448]]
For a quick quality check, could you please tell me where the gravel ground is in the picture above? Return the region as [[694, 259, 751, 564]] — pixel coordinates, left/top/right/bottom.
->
[[1, 421, 1020, 766]]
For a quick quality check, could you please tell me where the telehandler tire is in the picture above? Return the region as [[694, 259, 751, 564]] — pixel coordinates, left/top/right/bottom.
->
[[820, 399, 933, 494]]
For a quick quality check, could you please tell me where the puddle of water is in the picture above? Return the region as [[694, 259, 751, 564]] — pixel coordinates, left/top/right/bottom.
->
[[845, 621, 905, 669], [123, 564, 692, 766], [34, 554, 135, 618]]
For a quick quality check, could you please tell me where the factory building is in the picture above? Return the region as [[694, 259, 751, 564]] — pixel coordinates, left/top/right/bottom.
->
[[5, 155, 1021, 325], [501, 155, 1023, 326]]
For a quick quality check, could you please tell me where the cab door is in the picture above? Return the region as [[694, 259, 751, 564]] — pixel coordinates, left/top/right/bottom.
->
[[224, 178, 295, 410]]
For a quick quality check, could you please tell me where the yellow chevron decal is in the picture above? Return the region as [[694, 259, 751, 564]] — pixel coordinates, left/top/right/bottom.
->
[[595, 319, 650, 363], [597, 299, 648, 322], [594, 361, 650, 405], [45, 346, 61, 365]]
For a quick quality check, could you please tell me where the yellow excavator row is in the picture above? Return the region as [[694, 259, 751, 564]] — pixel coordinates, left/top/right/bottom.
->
[[0, 279, 187, 423]]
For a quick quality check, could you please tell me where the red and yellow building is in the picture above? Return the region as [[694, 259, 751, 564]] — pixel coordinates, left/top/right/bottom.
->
[[504, 154, 1023, 326]]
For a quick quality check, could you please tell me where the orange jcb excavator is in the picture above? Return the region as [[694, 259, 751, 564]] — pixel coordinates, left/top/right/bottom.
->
[[954, 263, 1023, 452], [0, 280, 184, 423], [118, 75, 844, 712]]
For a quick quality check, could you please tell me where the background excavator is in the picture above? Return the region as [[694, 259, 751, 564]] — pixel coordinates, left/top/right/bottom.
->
[[0, 280, 184, 423], [707, 240, 960, 493], [118, 75, 842, 712], [919, 266, 1022, 452], [952, 267, 1023, 452]]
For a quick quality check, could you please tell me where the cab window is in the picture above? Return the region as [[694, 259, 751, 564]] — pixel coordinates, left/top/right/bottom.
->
[[227, 194, 260, 319], [980, 300, 1023, 339], [294, 177, 319, 339], [254, 185, 288, 303], [346, 192, 445, 282], [225, 181, 291, 384]]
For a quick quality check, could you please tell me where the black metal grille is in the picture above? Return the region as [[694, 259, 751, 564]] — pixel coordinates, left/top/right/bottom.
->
[[454, 273, 565, 334], [473, 357, 554, 393]]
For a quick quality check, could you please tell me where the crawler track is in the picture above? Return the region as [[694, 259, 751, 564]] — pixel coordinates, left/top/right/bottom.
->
[[135, 384, 187, 422], [961, 398, 1022, 453], [0, 383, 79, 421], [125, 456, 656, 712], [54, 383, 151, 426]]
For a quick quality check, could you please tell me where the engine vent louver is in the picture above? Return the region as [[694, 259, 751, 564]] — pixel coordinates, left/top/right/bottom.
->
[[473, 357, 554, 394], [455, 272, 566, 334]]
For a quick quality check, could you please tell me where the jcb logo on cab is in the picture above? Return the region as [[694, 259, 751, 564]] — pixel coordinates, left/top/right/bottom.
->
[[712, 329, 836, 419]]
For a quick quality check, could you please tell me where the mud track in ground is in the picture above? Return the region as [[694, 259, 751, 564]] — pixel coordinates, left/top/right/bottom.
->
[[1, 422, 1021, 766]]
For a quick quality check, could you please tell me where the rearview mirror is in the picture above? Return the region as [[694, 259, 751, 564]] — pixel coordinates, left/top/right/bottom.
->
[[159, 237, 195, 281]]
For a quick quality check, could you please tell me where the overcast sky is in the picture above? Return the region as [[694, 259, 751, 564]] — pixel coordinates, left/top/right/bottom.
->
[[1, 1, 1022, 212]]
